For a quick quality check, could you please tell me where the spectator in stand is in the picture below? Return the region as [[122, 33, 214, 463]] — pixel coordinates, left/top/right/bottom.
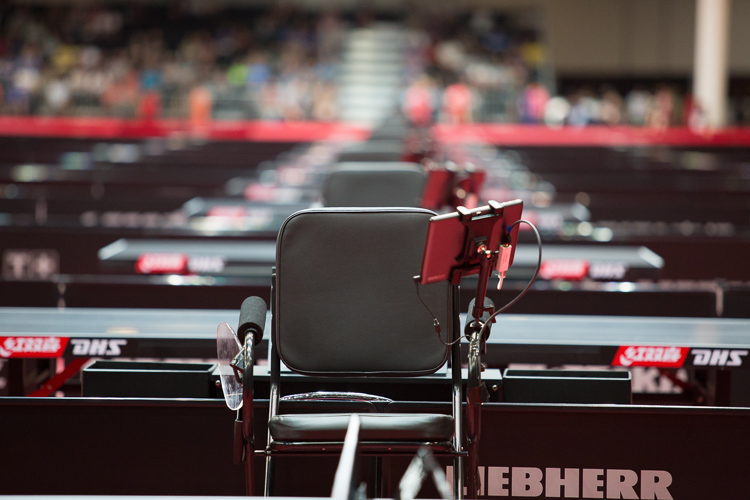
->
[[8, 42, 43, 115], [403, 73, 437, 128], [543, 96, 570, 127], [100, 56, 138, 117], [600, 86, 624, 125], [188, 79, 212, 132], [568, 88, 605, 126], [42, 70, 71, 115], [646, 85, 675, 129], [441, 74, 474, 124], [316, 11, 344, 67], [68, 47, 104, 112], [310, 81, 338, 121], [132, 30, 165, 120], [518, 80, 549, 124], [402, 19, 432, 84], [625, 86, 651, 126]]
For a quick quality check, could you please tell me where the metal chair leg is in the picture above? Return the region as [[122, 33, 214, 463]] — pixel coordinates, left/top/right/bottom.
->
[[264, 455, 274, 496], [244, 443, 255, 495], [454, 456, 465, 500], [466, 333, 484, 499]]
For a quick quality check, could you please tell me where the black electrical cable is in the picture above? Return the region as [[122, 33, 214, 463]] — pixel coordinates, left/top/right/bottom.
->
[[414, 218, 543, 346], [413, 276, 456, 345], [477, 219, 542, 341]]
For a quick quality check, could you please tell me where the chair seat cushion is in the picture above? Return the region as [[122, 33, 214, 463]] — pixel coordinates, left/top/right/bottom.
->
[[268, 413, 454, 442]]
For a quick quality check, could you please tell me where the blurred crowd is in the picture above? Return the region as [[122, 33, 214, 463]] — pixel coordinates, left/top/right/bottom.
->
[[404, 65, 749, 129], [401, 9, 547, 126], [1, 3, 748, 128], [398, 9, 720, 129], [516, 84, 706, 129], [0, 3, 344, 121]]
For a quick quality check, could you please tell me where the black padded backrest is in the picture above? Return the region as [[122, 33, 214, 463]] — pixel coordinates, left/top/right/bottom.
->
[[335, 140, 406, 163], [275, 208, 452, 377], [322, 163, 427, 208]]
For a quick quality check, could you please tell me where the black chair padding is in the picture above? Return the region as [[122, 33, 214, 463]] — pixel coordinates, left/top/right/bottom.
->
[[322, 162, 427, 207], [275, 208, 452, 376], [335, 140, 406, 163], [268, 412, 455, 442]]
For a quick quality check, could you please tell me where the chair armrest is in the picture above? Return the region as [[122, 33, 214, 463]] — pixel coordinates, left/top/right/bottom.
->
[[233, 334, 257, 465], [242, 333, 258, 443], [238, 294, 267, 451], [238, 296, 267, 345]]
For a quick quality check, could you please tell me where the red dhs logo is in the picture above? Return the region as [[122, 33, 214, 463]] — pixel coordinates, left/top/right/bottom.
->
[[612, 346, 689, 368]]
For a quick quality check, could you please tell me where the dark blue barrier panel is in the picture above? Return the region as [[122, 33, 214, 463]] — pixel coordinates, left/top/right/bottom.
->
[[2, 398, 750, 499], [723, 284, 750, 318], [473, 403, 750, 500]]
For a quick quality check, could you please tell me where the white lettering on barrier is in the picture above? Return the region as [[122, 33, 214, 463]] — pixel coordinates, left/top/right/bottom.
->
[[692, 349, 748, 367], [446, 466, 673, 499], [606, 470, 639, 499], [513, 468, 544, 497], [71, 339, 127, 356], [582, 469, 604, 498], [640, 471, 673, 500], [546, 468, 579, 498], [487, 467, 509, 497]]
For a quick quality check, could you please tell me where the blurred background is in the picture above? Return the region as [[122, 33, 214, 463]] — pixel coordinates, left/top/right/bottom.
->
[[0, 0, 748, 127]]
